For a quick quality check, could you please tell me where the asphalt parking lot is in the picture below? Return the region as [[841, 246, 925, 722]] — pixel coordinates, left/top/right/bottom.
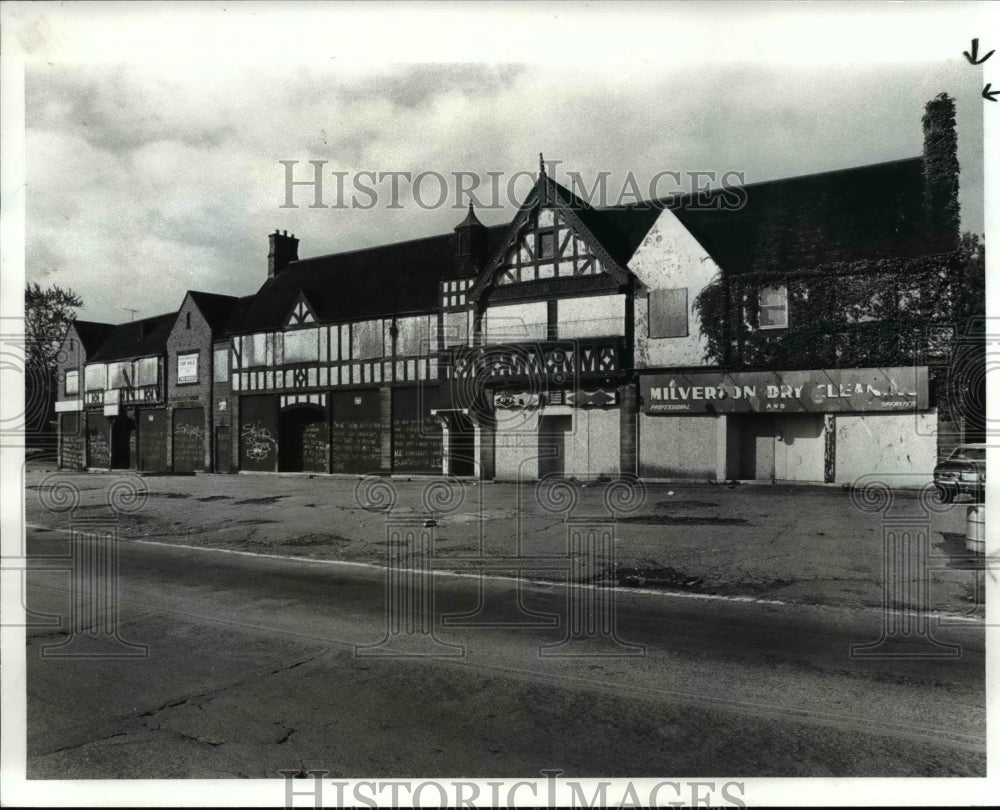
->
[[22, 462, 986, 615]]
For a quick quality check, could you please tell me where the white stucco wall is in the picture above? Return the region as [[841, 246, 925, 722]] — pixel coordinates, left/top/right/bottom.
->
[[562, 407, 620, 479], [493, 406, 620, 481], [494, 407, 541, 481], [629, 208, 722, 368], [773, 414, 825, 482], [835, 411, 938, 487]]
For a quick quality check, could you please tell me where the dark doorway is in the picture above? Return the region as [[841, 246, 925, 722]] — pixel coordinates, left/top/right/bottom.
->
[[215, 425, 231, 473], [538, 415, 572, 478], [739, 414, 775, 481], [278, 406, 328, 473], [110, 415, 136, 470], [448, 412, 475, 476]]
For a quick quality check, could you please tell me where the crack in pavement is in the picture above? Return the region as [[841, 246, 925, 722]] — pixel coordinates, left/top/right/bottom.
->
[[38, 730, 132, 757], [135, 652, 330, 722]]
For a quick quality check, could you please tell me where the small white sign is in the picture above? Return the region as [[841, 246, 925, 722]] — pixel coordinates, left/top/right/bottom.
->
[[178, 353, 198, 384]]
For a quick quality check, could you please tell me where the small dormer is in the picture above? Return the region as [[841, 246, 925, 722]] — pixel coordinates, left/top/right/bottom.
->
[[453, 203, 488, 276]]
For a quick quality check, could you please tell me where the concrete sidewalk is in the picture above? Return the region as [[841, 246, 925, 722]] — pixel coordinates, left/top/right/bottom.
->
[[23, 468, 985, 615]]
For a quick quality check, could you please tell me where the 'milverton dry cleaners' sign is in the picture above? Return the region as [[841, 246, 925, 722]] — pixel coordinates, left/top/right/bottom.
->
[[640, 366, 928, 414]]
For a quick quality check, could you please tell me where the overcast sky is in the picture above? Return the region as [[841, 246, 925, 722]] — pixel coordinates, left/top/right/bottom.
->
[[6, 2, 993, 324]]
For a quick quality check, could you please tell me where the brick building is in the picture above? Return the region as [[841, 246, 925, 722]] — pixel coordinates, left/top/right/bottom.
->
[[55, 94, 978, 485]]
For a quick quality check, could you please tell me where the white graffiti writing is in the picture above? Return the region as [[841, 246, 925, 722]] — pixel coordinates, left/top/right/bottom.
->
[[241, 422, 276, 461]]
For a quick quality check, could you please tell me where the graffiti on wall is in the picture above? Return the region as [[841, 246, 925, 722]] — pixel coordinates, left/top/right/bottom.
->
[[241, 421, 277, 462]]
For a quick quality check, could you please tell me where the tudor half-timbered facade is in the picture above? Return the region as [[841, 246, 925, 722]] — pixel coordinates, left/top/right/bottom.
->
[[56, 94, 977, 485]]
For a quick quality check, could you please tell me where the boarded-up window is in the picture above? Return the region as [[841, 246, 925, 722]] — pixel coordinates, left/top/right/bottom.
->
[[135, 357, 159, 386], [442, 310, 470, 347], [65, 370, 79, 396], [649, 288, 689, 338], [85, 364, 106, 391], [284, 328, 319, 363], [351, 320, 384, 360], [395, 315, 434, 357], [242, 333, 267, 367], [484, 302, 547, 343], [213, 347, 229, 382], [557, 295, 625, 339]]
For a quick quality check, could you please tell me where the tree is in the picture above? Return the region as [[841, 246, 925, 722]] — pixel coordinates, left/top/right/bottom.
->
[[24, 282, 83, 440]]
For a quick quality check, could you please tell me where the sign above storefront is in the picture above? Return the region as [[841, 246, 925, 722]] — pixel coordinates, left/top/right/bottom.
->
[[640, 367, 928, 414]]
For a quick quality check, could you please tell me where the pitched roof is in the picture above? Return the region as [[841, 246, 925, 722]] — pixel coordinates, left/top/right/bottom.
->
[[88, 313, 176, 363], [69, 320, 115, 354], [223, 295, 256, 337], [594, 157, 947, 274], [233, 227, 506, 333], [188, 291, 240, 336], [228, 155, 946, 333]]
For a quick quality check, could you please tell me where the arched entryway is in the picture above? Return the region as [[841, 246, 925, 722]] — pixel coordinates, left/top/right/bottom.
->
[[278, 404, 328, 473]]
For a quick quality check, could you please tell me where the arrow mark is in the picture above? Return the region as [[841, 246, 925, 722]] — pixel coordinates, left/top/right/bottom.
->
[[964, 38, 995, 65], [984, 83, 1000, 103]]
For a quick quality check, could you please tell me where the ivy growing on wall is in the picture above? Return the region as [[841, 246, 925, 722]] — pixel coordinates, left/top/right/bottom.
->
[[693, 240, 983, 372]]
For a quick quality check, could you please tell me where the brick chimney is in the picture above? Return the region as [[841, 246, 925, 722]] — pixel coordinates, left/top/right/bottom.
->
[[268, 230, 300, 278], [922, 93, 960, 252]]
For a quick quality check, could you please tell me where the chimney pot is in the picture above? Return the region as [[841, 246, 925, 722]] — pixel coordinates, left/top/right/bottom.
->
[[268, 229, 300, 278]]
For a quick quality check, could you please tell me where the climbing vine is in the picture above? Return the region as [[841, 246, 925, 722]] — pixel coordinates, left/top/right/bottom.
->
[[693, 240, 983, 371]]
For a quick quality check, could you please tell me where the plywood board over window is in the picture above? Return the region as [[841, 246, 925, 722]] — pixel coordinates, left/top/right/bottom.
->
[[649, 288, 689, 338]]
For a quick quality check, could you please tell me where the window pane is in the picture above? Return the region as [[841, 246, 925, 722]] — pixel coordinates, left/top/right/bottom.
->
[[108, 361, 131, 388], [65, 370, 79, 395], [760, 285, 786, 307], [758, 285, 787, 328], [538, 231, 556, 259], [759, 307, 786, 328]]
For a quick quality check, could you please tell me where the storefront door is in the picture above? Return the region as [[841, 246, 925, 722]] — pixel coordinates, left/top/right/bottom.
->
[[739, 415, 775, 481], [538, 415, 572, 478]]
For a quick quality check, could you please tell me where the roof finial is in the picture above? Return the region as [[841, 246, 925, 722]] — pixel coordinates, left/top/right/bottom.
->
[[539, 152, 546, 177]]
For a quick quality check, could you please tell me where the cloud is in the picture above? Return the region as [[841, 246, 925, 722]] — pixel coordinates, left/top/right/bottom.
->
[[23, 58, 984, 325]]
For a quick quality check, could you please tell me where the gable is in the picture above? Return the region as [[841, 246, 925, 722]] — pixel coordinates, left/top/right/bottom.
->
[[494, 207, 614, 286], [473, 177, 632, 302], [286, 292, 317, 327]]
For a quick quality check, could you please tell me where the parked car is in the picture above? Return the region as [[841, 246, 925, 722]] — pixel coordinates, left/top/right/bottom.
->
[[934, 443, 986, 503]]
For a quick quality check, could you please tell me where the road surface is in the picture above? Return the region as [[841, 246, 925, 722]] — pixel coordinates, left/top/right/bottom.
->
[[24, 527, 985, 778]]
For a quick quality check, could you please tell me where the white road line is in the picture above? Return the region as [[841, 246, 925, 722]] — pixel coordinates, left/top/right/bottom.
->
[[24, 523, 985, 624]]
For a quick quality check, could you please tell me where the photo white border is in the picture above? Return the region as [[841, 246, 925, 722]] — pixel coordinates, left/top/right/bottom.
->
[[2, 1, 998, 806]]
